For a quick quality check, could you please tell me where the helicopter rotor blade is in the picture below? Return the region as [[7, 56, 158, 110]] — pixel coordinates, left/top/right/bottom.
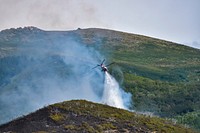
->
[[92, 64, 100, 69], [105, 62, 115, 67], [101, 59, 105, 65]]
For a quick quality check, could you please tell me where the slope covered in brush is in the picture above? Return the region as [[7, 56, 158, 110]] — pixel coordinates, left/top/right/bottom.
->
[[0, 27, 200, 130], [74, 28, 200, 130], [0, 100, 196, 133]]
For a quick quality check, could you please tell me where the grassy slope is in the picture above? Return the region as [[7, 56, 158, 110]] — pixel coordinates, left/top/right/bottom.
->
[[0, 100, 196, 133], [75, 28, 200, 130]]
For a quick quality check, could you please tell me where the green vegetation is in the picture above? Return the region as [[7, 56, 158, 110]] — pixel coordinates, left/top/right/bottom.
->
[[49, 100, 196, 132], [97, 123, 116, 130], [123, 74, 200, 116], [176, 110, 200, 130], [79, 29, 200, 130], [111, 44, 200, 130], [64, 124, 76, 130], [49, 113, 64, 122], [64, 123, 98, 133], [0, 27, 200, 131]]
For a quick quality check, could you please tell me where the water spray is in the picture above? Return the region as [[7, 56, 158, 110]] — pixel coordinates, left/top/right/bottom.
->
[[102, 72, 127, 109], [92, 59, 131, 109]]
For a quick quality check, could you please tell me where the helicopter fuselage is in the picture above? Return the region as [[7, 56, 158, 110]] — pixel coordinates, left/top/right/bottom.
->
[[101, 65, 108, 72], [92, 59, 114, 72]]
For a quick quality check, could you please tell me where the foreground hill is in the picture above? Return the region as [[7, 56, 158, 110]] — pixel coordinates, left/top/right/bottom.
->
[[0, 27, 200, 130], [0, 100, 196, 133]]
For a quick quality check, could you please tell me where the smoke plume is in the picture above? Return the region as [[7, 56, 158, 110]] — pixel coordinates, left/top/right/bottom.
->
[[0, 31, 131, 124]]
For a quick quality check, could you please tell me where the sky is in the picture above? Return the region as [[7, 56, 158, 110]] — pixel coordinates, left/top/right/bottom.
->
[[0, 0, 199, 49]]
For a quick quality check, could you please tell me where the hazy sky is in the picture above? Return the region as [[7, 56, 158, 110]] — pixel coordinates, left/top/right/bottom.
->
[[0, 0, 199, 49]]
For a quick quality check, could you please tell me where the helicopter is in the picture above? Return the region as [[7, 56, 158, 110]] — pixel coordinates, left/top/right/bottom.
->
[[92, 59, 114, 72]]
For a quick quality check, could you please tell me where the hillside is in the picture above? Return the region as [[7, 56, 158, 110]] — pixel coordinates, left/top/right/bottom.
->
[[0, 100, 196, 133], [74, 28, 200, 130], [0, 27, 200, 130]]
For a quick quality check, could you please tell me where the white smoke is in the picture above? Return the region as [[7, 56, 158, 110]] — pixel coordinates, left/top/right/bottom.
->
[[0, 30, 132, 124], [102, 72, 131, 109]]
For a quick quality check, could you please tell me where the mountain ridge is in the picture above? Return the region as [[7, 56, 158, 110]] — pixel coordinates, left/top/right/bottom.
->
[[0, 100, 197, 133], [0, 26, 197, 50]]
